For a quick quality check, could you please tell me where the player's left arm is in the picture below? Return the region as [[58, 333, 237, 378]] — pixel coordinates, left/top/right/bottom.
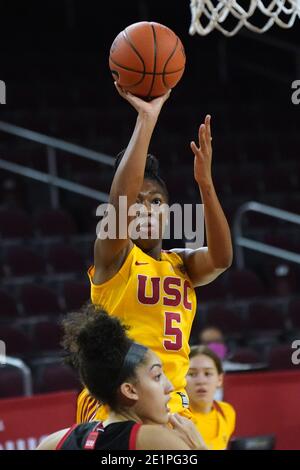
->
[[173, 115, 233, 288]]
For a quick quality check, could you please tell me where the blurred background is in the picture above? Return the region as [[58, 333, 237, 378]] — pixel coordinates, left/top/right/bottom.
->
[[0, 0, 299, 450]]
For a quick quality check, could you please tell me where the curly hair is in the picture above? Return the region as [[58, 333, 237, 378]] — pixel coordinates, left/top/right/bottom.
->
[[114, 149, 169, 201], [61, 304, 147, 409]]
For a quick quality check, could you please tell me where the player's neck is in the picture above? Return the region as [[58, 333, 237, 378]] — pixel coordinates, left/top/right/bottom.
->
[[143, 243, 162, 261], [104, 409, 142, 426]]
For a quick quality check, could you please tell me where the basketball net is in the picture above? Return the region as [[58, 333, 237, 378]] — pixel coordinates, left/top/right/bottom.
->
[[189, 0, 300, 36]]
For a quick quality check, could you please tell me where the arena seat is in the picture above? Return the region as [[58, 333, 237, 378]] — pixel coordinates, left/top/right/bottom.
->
[[246, 302, 286, 335], [268, 344, 298, 371], [47, 244, 85, 274], [227, 269, 265, 299], [32, 321, 62, 353], [199, 275, 227, 302], [0, 209, 33, 240], [63, 280, 90, 310], [229, 348, 261, 364], [35, 209, 77, 237], [21, 284, 61, 317], [205, 306, 245, 336], [0, 367, 26, 398], [288, 298, 300, 329], [35, 363, 81, 394], [0, 326, 32, 357], [5, 246, 44, 278], [0, 290, 19, 321]]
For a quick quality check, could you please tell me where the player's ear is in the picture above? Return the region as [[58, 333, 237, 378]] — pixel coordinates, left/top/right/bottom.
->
[[118, 382, 139, 406], [217, 373, 224, 388]]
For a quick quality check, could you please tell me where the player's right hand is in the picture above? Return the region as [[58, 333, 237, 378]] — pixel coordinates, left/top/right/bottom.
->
[[114, 82, 171, 119]]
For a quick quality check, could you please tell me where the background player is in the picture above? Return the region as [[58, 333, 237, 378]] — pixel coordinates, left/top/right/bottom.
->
[[186, 345, 236, 450], [77, 83, 233, 422], [37, 305, 207, 450]]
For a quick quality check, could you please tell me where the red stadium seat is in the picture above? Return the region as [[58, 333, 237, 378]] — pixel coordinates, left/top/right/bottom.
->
[[21, 284, 61, 316], [268, 345, 298, 370], [0, 326, 32, 357], [35, 363, 81, 394], [288, 299, 300, 329], [262, 261, 298, 296], [32, 321, 62, 353], [205, 306, 245, 336], [199, 275, 227, 302], [63, 281, 90, 310], [0, 209, 33, 239], [247, 302, 286, 334], [0, 290, 19, 321], [0, 367, 26, 398], [35, 209, 77, 237], [227, 269, 265, 299], [47, 244, 85, 274], [230, 348, 261, 364], [5, 247, 44, 278]]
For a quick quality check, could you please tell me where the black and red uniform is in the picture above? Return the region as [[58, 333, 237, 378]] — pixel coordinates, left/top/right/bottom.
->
[[56, 421, 141, 450]]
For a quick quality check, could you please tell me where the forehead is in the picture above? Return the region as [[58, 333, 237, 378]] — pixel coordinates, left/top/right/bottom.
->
[[143, 350, 162, 368], [189, 354, 217, 370], [138, 179, 165, 198], [201, 328, 223, 341]]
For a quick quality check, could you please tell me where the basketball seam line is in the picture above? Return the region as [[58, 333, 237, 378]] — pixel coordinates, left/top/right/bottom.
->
[[109, 57, 184, 75], [147, 24, 157, 99], [163, 36, 180, 89], [118, 29, 146, 88], [123, 29, 146, 73]]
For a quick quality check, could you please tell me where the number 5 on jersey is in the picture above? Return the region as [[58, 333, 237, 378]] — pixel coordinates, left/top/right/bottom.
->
[[163, 312, 183, 351]]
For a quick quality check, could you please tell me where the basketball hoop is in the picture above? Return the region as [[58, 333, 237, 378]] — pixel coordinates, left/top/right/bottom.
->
[[189, 0, 300, 36]]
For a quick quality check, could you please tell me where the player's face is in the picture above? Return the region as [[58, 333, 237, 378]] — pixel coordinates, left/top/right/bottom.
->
[[133, 350, 174, 425], [186, 354, 223, 407], [130, 179, 168, 251]]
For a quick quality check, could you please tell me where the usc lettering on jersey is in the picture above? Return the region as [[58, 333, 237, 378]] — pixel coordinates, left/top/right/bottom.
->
[[77, 244, 197, 422]]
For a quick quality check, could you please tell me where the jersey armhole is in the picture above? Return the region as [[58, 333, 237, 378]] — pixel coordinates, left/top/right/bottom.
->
[[129, 423, 142, 450], [55, 424, 78, 450]]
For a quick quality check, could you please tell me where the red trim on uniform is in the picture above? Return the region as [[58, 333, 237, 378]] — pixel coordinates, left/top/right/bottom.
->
[[129, 423, 142, 450], [84, 422, 104, 450], [213, 401, 226, 421], [55, 424, 78, 450]]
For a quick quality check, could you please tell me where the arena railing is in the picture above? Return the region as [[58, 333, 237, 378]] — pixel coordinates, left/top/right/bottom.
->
[[0, 356, 33, 397], [0, 121, 114, 207], [233, 201, 300, 269]]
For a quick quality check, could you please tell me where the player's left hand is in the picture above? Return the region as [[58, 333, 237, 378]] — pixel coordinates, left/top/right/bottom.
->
[[190, 115, 213, 186], [169, 413, 208, 450]]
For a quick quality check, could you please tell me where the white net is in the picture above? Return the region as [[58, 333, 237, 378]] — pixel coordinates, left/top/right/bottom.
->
[[189, 0, 300, 36]]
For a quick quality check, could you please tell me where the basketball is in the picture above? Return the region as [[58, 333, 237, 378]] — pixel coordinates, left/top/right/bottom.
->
[[109, 21, 186, 99]]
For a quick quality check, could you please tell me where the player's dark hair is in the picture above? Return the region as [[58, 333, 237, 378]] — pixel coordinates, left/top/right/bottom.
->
[[114, 149, 169, 201], [189, 345, 224, 375], [61, 304, 147, 409]]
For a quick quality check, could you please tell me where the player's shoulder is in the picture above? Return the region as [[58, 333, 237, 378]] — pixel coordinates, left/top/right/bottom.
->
[[217, 401, 236, 420], [163, 248, 186, 264], [136, 424, 190, 450]]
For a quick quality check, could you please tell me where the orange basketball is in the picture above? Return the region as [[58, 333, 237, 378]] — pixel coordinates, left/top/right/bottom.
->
[[109, 22, 186, 100]]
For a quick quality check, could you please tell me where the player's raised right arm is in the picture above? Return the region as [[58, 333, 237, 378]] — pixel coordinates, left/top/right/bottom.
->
[[94, 85, 170, 280]]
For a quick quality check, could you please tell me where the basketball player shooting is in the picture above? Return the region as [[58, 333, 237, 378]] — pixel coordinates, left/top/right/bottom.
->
[[77, 22, 233, 424]]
